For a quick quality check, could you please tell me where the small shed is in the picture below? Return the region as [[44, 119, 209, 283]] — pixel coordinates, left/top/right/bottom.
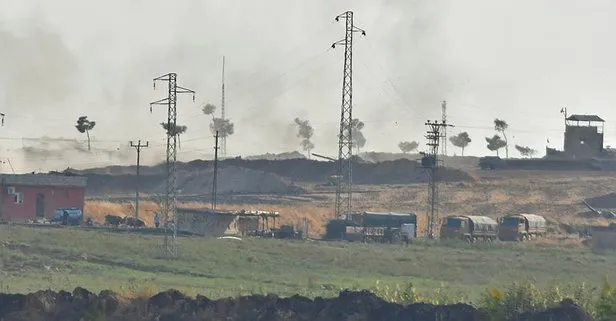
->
[[175, 208, 280, 237], [590, 225, 616, 250]]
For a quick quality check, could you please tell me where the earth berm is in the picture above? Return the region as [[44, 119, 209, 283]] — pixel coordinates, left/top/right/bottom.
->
[[0, 288, 592, 321]]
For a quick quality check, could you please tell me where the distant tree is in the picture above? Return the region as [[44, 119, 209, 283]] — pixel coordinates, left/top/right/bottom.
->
[[449, 132, 472, 156], [486, 135, 507, 157], [515, 144, 537, 158], [398, 141, 419, 154], [202, 102, 235, 140], [161, 122, 187, 149], [494, 118, 509, 158], [75, 116, 96, 151], [350, 118, 366, 153]]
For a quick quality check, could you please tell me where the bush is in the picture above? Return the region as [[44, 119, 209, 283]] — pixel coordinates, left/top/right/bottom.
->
[[372, 279, 616, 320]]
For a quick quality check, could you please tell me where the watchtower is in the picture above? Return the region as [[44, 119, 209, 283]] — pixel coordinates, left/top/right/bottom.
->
[[563, 114, 605, 159]]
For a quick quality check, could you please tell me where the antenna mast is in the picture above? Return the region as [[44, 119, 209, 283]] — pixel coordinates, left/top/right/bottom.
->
[[149, 73, 195, 258], [440, 100, 447, 157], [332, 11, 366, 219], [220, 56, 227, 158], [212, 131, 220, 211]]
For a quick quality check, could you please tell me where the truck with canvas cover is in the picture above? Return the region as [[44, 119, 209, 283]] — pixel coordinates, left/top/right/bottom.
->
[[498, 213, 547, 241], [440, 215, 498, 242], [340, 211, 417, 243]]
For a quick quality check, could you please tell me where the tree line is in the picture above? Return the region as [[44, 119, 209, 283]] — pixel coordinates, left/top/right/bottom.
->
[[74, 113, 536, 158]]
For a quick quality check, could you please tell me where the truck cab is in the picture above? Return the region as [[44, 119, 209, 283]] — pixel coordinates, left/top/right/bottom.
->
[[498, 215, 525, 241], [440, 216, 469, 240]]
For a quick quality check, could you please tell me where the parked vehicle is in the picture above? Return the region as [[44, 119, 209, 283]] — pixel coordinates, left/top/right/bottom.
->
[[50, 207, 83, 226], [327, 211, 417, 244], [498, 213, 547, 241], [440, 215, 498, 242]]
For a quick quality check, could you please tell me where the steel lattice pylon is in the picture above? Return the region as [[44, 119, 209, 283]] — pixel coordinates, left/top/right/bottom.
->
[[150, 73, 195, 258], [332, 11, 365, 219], [422, 119, 454, 239]]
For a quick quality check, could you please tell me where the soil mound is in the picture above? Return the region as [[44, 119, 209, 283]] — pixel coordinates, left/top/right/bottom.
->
[[0, 288, 590, 321], [82, 166, 301, 197]]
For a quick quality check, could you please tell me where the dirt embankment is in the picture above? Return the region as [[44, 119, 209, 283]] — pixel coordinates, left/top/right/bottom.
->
[[83, 166, 302, 197], [74, 158, 474, 191], [0, 288, 592, 321]]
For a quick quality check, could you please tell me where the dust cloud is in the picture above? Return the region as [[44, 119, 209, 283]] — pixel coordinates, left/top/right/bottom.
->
[[0, 0, 615, 172]]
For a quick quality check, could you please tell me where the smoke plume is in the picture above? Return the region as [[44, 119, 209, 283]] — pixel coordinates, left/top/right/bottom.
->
[[293, 117, 315, 156]]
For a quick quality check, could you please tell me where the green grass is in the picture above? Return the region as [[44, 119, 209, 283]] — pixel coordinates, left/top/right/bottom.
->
[[0, 224, 613, 301]]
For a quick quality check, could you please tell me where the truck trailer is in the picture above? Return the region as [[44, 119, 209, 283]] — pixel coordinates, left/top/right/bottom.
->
[[326, 211, 417, 243], [440, 215, 498, 242], [498, 213, 547, 241]]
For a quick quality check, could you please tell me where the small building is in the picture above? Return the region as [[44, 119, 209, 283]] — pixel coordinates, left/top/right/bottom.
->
[[0, 173, 87, 221], [547, 114, 606, 159], [590, 225, 616, 250], [176, 208, 280, 237]]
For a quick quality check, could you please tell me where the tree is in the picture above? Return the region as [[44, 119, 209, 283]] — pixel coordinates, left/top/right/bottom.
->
[[202, 103, 235, 139], [350, 118, 366, 153], [294, 118, 315, 157], [494, 118, 509, 158], [449, 132, 472, 156], [75, 116, 96, 151], [515, 144, 537, 158], [160, 122, 187, 149], [398, 141, 419, 154], [485, 135, 507, 156]]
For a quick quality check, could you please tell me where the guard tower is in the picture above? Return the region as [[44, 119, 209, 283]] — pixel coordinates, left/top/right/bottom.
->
[[563, 114, 605, 159]]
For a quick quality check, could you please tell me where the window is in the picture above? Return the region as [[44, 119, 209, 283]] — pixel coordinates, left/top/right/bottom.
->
[[14, 192, 24, 204]]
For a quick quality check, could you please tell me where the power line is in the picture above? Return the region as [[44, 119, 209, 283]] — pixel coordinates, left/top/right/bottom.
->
[[130, 140, 149, 219], [149, 73, 196, 259], [332, 11, 366, 220]]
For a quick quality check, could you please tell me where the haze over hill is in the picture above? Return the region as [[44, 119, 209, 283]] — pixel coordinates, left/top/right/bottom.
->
[[1, 0, 616, 172]]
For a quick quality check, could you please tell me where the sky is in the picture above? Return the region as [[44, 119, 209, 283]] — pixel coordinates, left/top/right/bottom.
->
[[1, 0, 616, 172]]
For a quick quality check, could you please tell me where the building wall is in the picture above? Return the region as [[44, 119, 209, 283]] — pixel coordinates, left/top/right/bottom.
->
[[591, 230, 616, 250], [0, 185, 85, 221], [237, 217, 259, 236], [176, 211, 239, 237], [564, 126, 603, 158]]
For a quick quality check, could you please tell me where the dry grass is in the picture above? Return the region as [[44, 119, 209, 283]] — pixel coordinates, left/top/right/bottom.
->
[[85, 170, 616, 239]]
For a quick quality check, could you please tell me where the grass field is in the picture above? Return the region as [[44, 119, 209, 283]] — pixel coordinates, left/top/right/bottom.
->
[[1, 224, 613, 301]]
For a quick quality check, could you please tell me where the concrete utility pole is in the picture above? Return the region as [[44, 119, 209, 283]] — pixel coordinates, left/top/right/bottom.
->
[[422, 119, 454, 239], [212, 131, 220, 211], [331, 11, 366, 219], [130, 140, 149, 219], [149, 73, 195, 258]]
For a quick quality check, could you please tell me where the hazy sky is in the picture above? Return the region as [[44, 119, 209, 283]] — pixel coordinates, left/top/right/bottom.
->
[[1, 0, 616, 171]]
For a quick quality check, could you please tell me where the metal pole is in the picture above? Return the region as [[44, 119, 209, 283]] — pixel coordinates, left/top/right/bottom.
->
[[212, 131, 219, 211]]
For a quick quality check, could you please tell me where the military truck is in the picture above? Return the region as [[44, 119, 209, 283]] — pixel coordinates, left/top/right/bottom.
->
[[498, 213, 547, 241], [326, 211, 417, 243], [440, 215, 498, 242]]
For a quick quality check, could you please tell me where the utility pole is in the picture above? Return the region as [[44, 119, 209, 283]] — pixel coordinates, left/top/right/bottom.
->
[[130, 140, 149, 219], [212, 131, 220, 211], [331, 11, 366, 219], [440, 100, 447, 157], [422, 119, 454, 239], [149, 73, 195, 258], [220, 56, 227, 158]]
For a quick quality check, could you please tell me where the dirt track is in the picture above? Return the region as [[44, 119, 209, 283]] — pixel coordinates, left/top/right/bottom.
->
[[0, 288, 592, 321]]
